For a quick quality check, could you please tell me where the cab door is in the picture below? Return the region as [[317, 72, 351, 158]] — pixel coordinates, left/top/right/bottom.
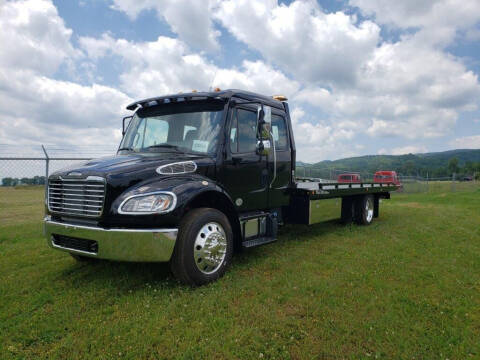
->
[[221, 104, 269, 211], [268, 111, 292, 208]]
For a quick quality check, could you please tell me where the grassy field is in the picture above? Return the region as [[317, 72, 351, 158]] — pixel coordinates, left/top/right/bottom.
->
[[1, 186, 479, 359], [398, 180, 479, 194]]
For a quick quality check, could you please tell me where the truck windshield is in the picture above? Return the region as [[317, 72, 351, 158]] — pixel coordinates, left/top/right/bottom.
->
[[120, 101, 224, 155]]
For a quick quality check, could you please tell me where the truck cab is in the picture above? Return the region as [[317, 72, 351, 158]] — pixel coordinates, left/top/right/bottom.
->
[[337, 173, 361, 183], [44, 89, 397, 286], [374, 171, 400, 186]]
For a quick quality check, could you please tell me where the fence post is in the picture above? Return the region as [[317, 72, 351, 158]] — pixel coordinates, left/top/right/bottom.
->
[[426, 172, 429, 193], [41, 145, 49, 199]]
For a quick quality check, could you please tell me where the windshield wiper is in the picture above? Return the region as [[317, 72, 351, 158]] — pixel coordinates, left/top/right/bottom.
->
[[118, 147, 135, 152]]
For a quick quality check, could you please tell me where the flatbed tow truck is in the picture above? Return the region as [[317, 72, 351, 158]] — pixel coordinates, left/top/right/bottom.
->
[[44, 89, 398, 285]]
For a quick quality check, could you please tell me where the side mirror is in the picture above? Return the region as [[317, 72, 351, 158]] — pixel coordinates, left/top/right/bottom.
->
[[122, 116, 133, 136], [257, 105, 272, 140], [256, 139, 271, 155]]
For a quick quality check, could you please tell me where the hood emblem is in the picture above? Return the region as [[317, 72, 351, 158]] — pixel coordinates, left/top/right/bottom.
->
[[67, 172, 83, 177], [156, 161, 197, 175]]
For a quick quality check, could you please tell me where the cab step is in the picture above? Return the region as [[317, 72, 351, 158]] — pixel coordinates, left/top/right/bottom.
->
[[242, 237, 277, 248]]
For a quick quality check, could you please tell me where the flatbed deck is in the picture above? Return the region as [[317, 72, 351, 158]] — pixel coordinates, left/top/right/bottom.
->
[[293, 178, 399, 200]]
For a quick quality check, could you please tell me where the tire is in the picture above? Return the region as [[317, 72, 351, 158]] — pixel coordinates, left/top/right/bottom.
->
[[70, 253, 97, 262], [354, 195, 374, 225], [170, 208, 233, 286]]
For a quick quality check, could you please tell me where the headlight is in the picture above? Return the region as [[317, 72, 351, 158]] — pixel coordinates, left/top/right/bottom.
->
[[119, 192, 177, 214]]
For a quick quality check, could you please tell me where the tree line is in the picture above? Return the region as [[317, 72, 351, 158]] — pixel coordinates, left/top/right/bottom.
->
[[2, 176, 46, 186], [306, 149, 480, 180]]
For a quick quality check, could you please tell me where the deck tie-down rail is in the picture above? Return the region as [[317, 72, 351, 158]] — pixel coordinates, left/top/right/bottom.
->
[[295, 180, 399, 195]]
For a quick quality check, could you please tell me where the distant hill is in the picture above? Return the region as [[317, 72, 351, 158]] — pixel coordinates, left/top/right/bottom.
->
[[296, 149, 480, 178]]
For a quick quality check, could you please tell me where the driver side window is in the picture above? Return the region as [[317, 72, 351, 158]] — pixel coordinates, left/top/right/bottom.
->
[[230, 108, 257, 153]]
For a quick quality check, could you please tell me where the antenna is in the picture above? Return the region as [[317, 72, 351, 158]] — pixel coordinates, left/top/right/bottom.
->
[[208, 69, 218, 91]]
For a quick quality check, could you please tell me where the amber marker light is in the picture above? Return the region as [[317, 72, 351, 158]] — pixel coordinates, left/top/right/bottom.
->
[[272, 95, 288, 101]]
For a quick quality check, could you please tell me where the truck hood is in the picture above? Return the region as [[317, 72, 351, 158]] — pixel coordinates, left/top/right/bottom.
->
[[51, 152, 216, 184]]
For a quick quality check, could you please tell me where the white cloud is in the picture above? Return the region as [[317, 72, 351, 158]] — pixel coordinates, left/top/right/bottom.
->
[[350, 0, 480, 29], [287, 106, 356, 162], [215, 60, 300, 97], [294, 35, 480, 139], [0, 0, 79, 75], [450, 135, 480, 149], [214, 0, 480, 143], [391, 145, 427, 155], [0, 68, 132, 145], [79, 33, 300, 99], [110, 0, 221, 51], [214, 0, 380, 86], [350, 0, 480, 45], [377, 146, 427, 155], [1, 0, 480, 164], [0, 0, 299, 151], [0, 0, 131, 148]]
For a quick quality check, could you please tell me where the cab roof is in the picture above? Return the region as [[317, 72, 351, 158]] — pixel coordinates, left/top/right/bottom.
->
[[126, 89, 286, 111], [374, 170, 397, 174]]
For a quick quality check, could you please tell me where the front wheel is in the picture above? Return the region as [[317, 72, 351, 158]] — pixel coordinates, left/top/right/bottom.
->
[[170, 208, 233, 286]]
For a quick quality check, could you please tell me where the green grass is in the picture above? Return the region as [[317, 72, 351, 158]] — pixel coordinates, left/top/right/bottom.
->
[[398, 180, 479, 194], [1, 186, 480, 359]]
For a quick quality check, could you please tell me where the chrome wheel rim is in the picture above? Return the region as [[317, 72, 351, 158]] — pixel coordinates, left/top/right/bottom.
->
[[193, 222, 227, 274], [366, 198, 374, 222]]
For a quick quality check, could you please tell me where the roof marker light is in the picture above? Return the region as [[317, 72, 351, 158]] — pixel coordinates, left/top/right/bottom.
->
[[272, 95, 288, 101]]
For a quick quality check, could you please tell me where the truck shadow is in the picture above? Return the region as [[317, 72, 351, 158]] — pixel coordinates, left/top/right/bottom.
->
[[58, 219, 350, 289], [59, 259, 179, 290]]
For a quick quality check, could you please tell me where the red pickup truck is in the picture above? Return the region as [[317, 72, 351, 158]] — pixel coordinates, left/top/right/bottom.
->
[[374, 171, 401, 186], [337, 173, 361, 183]]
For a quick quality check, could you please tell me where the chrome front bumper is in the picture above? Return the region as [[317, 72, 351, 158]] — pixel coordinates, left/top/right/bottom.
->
[[44, 216, 178, 262]]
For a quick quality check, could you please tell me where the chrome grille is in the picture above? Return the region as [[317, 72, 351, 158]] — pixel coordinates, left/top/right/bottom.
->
[[48, 177, 106, 217]]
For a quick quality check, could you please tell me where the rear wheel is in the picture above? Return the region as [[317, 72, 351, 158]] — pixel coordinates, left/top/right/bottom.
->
[[355, 195, 374, 225], [170, 208, 233, 286]]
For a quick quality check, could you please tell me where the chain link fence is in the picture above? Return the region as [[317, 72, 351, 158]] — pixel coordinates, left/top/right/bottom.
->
[[295, 165, 479, 194], [1, 145, 479, 194], [0, 144, 115, 186], [396, 175, 479, 194]]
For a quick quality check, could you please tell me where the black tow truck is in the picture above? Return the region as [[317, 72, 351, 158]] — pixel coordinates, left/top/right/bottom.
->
[[44, 89, 398, 285]]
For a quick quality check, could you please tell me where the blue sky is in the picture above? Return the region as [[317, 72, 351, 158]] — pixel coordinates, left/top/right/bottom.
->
[[0, 0, 479, 162]]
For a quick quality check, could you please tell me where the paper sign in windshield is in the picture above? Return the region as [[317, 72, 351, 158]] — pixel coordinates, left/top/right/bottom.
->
[[272, 126, 279, 141], [192, 140, 209, 153]]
